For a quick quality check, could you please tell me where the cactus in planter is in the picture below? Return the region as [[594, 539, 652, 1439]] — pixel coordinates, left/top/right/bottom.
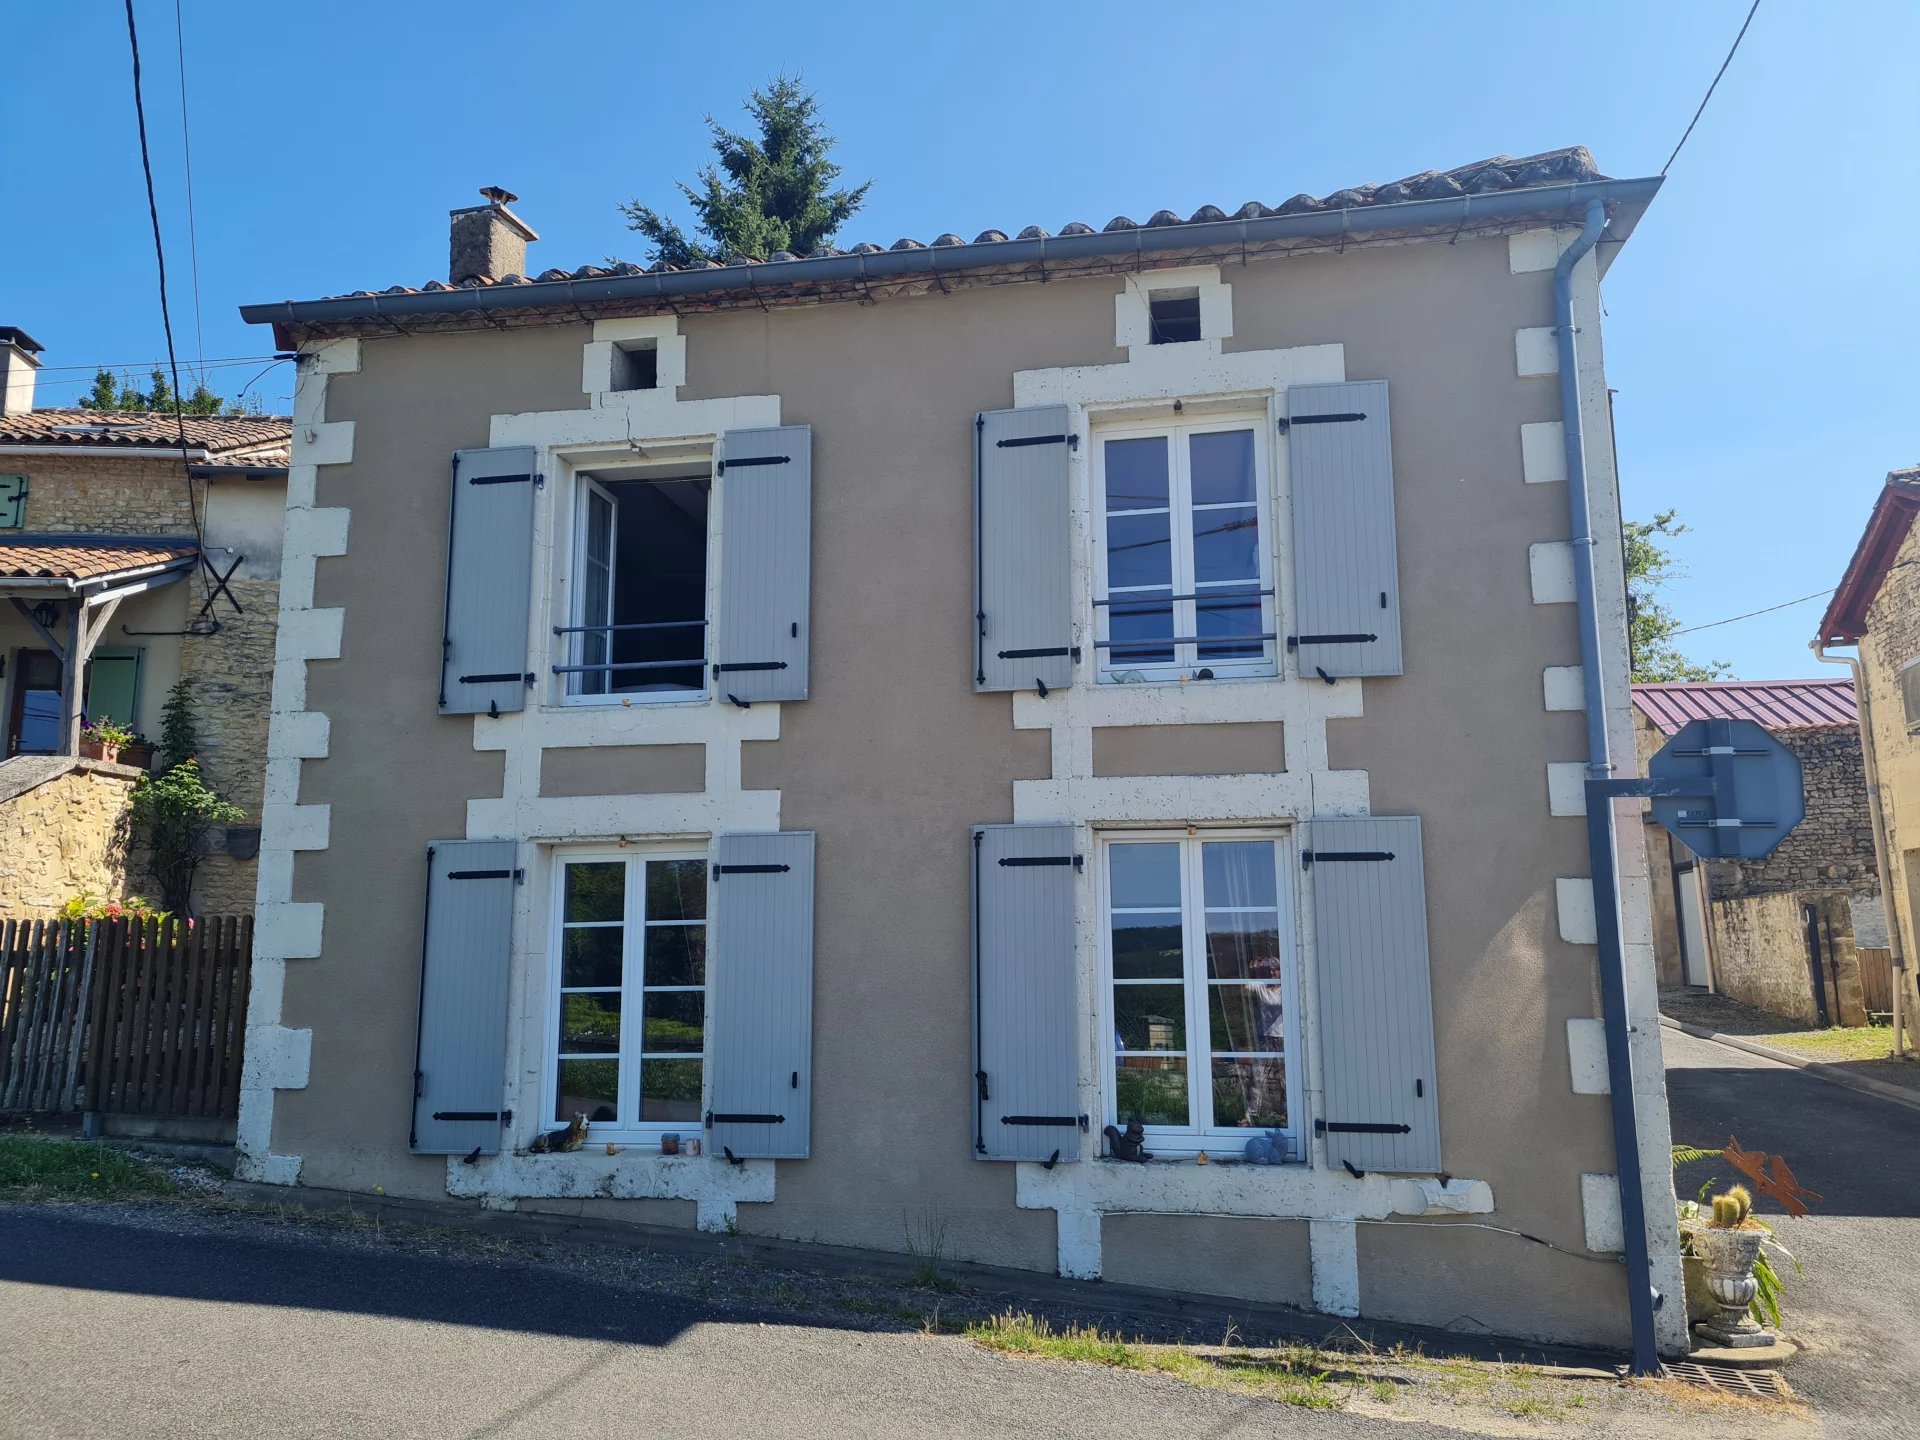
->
[[1709, 1184, 1753, 1228]]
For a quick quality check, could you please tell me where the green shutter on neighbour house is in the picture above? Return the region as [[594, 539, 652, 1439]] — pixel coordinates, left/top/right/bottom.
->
[[84, 648, 142, 732], [410, 839, 518, 1155], [1307, 815, 1440, 1174], [705, 831, 815, 1160], [971, 823, 1082, 1162], [974, 406, 1076, 694], [1286, 381, 1403, 679], [714, 426, 812, 703], [440, 446, 538, 717]]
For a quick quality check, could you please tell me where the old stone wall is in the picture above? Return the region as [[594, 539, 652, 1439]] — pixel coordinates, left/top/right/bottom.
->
[[1707, 890, 1868, 1026], [1862, 520, 1920, 985], [4, 454, 277, 918], [1704, 725, 1877, 903], [0, 760, 138, 917], [11, 453, 198, 535]]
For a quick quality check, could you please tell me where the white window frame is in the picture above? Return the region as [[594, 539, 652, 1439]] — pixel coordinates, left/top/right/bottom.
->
[[543, 844, 710, 1147], [1091, 412, 1277, 684], [1096, 827, 1304, 1158], [559, 454, 716, 707]]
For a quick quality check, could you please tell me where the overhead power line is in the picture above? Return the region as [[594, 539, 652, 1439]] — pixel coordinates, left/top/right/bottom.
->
[[1662, 0, 1763, 176], [1672, 588, 1832, 635], [173, 0, 206, 384]]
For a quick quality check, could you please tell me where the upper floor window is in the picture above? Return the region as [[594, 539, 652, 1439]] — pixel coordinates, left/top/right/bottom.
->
[[1093, 417, 1276, 682], [0, 473, 25, 529], [1902, 659, 1920, 734], [1101, 830, 1300, 1155], [565, 462, 711, 702], [549, 850, 707, 1143]]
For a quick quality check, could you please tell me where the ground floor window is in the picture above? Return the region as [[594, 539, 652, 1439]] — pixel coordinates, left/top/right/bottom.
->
[[1100, 829, 1301, 1152], [549, 850, 707, 1141]]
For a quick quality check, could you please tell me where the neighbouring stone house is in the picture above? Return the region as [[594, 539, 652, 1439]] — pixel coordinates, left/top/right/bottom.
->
[[0, 326, 289, 916], [1633, 680, 1877, 1025], [234, 151, 1691, 1355], [1817, 466, 1920, 1044]]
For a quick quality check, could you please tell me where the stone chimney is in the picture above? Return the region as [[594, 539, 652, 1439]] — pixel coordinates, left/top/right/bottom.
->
[[0, 327, 43, 416], [448, 186, 539, 285]]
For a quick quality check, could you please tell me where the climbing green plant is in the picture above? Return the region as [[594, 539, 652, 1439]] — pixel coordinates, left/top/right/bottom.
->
[[131, 679, 244, 915]]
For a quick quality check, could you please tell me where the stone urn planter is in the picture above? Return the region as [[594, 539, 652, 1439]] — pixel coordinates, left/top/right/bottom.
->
[[1691, 1225, 1773, 1347]]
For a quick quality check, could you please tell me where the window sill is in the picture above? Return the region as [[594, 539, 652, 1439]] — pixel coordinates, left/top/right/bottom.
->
[[556, 692, 712, 711], [1015, 1155, 1495, 1222], [446, 1144, 775, 1206]]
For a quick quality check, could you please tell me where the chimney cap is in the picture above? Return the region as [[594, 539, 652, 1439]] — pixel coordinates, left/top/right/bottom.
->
[[0, 326, 45, 359], [479, 185, 518, 206]]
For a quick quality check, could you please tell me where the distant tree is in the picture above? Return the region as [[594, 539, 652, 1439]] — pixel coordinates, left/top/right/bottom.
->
[[620, 74, 872, 267], [1626, 511, 1732, 682], [77, 367, 255, 415]]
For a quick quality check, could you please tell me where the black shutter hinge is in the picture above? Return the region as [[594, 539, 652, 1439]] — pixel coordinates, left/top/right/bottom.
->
[[717, 453, 791, 476], [998, 854, 1083, 870], [1288, 634, 1378, 649], [1316, 1119, 1413, 1135], [447, 868, 524, 882], [706, 1111, 786, 1125], [1000, 1114, 1087, 1128], [467, 472, 541, 488], [996, 433, 1078, 451], [1276, 412, 1367, 434], [714, 661, 788, 675], [711, 862, 792, 880], [1301, 850, 1394, 869]]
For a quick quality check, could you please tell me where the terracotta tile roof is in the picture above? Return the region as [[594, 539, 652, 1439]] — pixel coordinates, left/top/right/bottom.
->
[[1818, 467, 1920, 643], [0, 538, 198, 584], [327, 147, 1610, 300], [1632, 679, 1858, 735], [0, 409, 291, 462]]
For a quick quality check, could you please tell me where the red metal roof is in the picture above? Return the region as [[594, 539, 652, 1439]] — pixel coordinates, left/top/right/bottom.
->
[[1818, 467, 1920, 644], [1631, 679, 1857, 735]]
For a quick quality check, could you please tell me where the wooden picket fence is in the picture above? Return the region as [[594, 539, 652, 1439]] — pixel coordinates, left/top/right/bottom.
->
[[0, 915, 252, 1118]]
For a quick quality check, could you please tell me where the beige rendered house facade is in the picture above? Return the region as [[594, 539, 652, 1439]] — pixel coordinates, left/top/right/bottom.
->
[[237, 151, 1686, 1352]]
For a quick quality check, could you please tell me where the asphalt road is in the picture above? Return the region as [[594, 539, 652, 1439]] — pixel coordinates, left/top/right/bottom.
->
[[1663, 1025, 1920, 1439], [0, 1207, 1466, 1440]]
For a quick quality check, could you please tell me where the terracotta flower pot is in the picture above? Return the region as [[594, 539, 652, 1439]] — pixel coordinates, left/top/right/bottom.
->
[[79, 740, 121, 764]]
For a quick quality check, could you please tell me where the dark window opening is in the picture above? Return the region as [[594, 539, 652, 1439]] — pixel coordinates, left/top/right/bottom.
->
[[574, 469, 709, 697], [611, 342, 659, 392], [1148, 293, 1202, 345]]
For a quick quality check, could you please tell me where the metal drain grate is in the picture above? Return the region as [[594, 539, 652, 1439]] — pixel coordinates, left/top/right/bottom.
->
[[1665, 1360, 1791, 1400]]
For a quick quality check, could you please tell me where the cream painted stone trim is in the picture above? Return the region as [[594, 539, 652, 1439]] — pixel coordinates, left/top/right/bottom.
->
[[1520, 421, 1568, 484], [1310, 1219, 1360, 1317], [1556, 876, 1598, 945], [583, 315, 689, 400], [1515, 326, 1559, 378], [466, 361, 789, 1190], [1508, 228, 1575, 275], [1567, 1018, 1610, 1094], [1543, 665, 1585, 712], [1581, 1173, 1624, 1253], [1529, 541, 1577, 604], [1113, 264, 1233, 357], [237, 338, 360, 1186], [1546, 762, 1588, 817], [448, 1149, 773, 1233]]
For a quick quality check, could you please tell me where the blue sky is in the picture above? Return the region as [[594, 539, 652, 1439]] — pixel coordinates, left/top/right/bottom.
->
[[4, 1, 1914, 679]]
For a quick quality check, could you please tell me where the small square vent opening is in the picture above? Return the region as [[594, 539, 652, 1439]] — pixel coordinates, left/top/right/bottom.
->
[[1148, 290, 1202, 345], [611, 339, 660, 392]]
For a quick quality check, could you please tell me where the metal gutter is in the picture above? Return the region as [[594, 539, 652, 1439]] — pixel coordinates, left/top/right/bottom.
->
[[0, 443, 213, 461], [240, 176, 1663, 334]]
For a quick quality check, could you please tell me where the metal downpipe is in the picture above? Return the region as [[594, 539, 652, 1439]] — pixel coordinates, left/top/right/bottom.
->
[[1555, 199, 1664, 1373]]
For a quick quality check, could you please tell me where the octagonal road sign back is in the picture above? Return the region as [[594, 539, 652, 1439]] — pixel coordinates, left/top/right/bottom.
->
[[1648, 717, 1805, 861]]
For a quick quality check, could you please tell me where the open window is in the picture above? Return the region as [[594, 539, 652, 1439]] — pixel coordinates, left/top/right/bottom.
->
[[564, 460, 712, 701]]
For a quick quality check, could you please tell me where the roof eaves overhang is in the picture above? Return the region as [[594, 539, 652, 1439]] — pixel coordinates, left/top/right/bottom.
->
[[1818, 476, 1920, 644], [241, 174, 1664, 346], [0, 443, 214, 462]]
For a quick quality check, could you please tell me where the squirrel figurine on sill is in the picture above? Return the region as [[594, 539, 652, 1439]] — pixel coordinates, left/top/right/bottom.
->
[[528, 1112, 589, 1155], [1103, 1117, 1151, 1163]]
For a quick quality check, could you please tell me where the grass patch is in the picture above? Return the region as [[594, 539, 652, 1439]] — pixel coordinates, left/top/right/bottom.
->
[[0, 1135, 172, 1200], [966, 1312, 1342, 1409], [1753, 1026, 1902, 1064]]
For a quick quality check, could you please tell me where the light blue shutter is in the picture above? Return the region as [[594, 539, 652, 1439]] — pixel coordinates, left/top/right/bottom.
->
[[972, 823, 1082, 1161], [706, 831, 814, 1159], [975, 406, 1075, 694], [1307, 815, 1440, 1173], [411, 839, 519, 1154], [715, 426, 811, 703], [1286, 381, 1403, 679], [440, 446, 538, 716]]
